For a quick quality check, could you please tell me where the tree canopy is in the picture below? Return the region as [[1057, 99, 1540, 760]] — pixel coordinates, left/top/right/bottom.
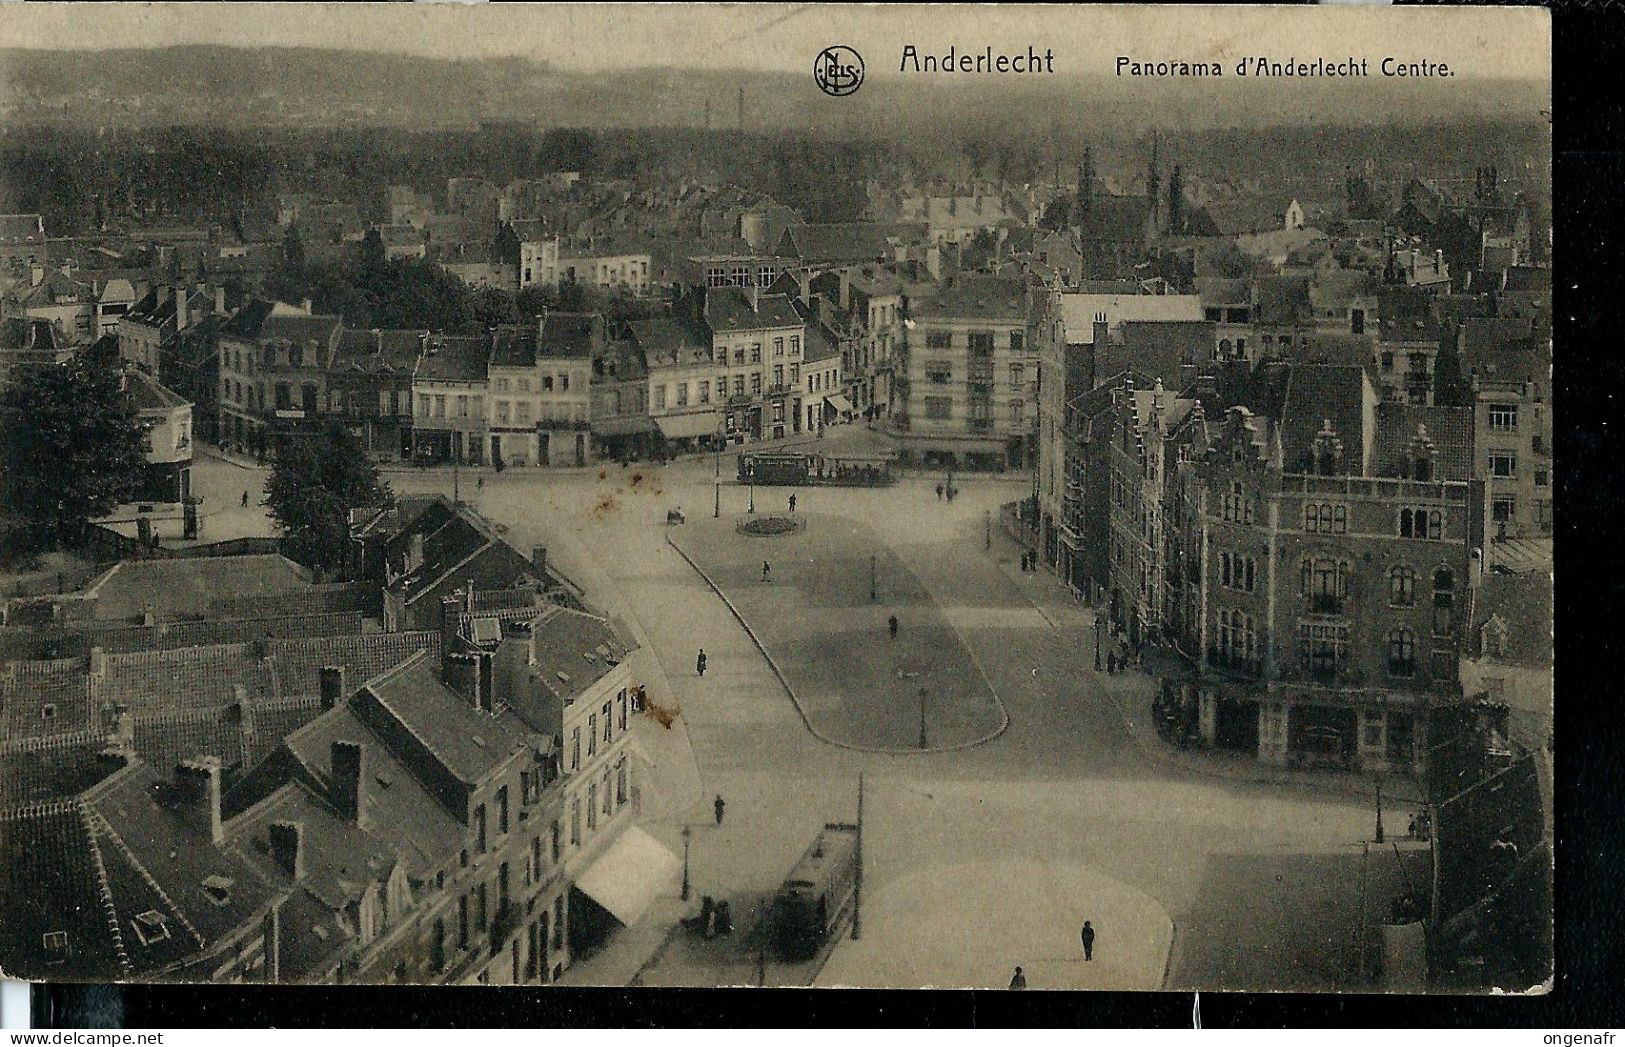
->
[[263, 420, 393, 577], [0, 359, 150, 557]]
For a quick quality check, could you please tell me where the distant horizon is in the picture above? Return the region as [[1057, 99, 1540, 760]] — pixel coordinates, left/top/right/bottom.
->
[[0, 4, 1551, 82]]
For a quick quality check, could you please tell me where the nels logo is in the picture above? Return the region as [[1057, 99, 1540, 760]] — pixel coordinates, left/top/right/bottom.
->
[[814, 45, 865, 97]]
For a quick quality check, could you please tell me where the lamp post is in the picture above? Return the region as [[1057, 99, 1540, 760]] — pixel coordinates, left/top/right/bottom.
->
[[680, 824, 692, 901], [1374, 779, 1385, 844], [985, 508, 992, 550], [918, 687, 929, 750], [869, 554, 877, 602], [748, 483, 756, 514], [1094, 613, 1104, 672], [714, 479, 721, 519]]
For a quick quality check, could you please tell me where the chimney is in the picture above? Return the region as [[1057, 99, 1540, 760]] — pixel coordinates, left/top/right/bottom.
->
[[1092, 312, 1109, 349], [214, 285, 226, 315], [300, 298, 313, 314], [99, 707, 136, 770], [531, 545, 548, 579], [330, 740, 368, 829], [175, 757, 225, 846], [175, 286, 189, 331], [267, 820, 305, 880], [318, 665, 346, 710]]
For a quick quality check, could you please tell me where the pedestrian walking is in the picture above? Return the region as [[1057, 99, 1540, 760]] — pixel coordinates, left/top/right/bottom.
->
[[1008, 966, 1027, 990], [477, 476, 484, 491], [788, 494, 797, 513], [1081, 921, 1095, 961], [241, 490, 249, 509], [935, 483, 944, 501], [762, 560, 771, 581], [713, 794, 726, 826], [696, 648, 707, 677], [888, 614, 899, 640]]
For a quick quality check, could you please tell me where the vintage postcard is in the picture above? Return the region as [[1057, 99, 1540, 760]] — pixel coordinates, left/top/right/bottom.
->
[[0, 3, 1550, 993]]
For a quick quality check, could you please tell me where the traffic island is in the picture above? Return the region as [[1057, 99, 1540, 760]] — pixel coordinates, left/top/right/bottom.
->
[[668, 513, 1007, 753]]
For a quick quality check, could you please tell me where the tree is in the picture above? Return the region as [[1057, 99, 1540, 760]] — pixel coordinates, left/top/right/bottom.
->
[[359, 227, 387, 270], [0, 359, 150, 556], [263, 420, 393, 577]]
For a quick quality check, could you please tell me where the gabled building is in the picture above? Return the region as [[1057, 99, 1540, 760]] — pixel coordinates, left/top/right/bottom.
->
[[328, 329, 427, 462], [487, 314, 600, 468], [411, 334, 490, 466], [216, 301, 344, 457]]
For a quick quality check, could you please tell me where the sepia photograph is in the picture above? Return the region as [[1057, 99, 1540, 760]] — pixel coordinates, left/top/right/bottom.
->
[[0, 3, 1552, 997]]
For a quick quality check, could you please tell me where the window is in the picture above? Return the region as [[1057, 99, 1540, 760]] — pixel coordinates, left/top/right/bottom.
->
[[1215, 608, 1256, 661], [1432, 569, 1455, 636], [1489, 453, 1516, 478], [1009, 400, 1024, 425], [587, 713, 598, 756], [1380, 351, 1394, 372], [1009, 363, 1025, 389], [497, 786, 509, 835], [1299, 622, 1349, 677], [925, 397, 952, 420], [750, 343, 761, 363], [1389, 565, 1416, 606], [132, 910, 170, 947], [477, 883, 488, 931], [1535, 469, 1549, 488], [925, 331, 952, 350], [968, 332, 994, 357], [1220, 552, 1256, 593], [1304, 503, 1348, 534], [618, 690, 628, 731], [1300, 557, 1350, 613], [751, 373, 762, 395], [774, 337, 784, 357], [1222, 482, 1254, 524], [616, 758, 628, 805], [1398, 507, 1443, 540], [790, 336, 800, 356], [570, 728, 580, 770], [496, 400, 511, 423], [475, 804, 487, 852], [570, 798, 581, 845], [1010, 331, 1025, 352], [1492, 497, 1516, 523], [789, 363, 799, 384], [733, 346, 745, 365], [772, 365, 784, 388], [458, 895, 469, 948], [587, 783, 598, 831], [1387, 627, 1417, 677], [602, 701, 613, 743], [734, 375, 746, 396], [1488, 403, 1518, 432], [698, 380, 710, 404], [602, 770, 613, 816], [926, 363, 952, 384], [676, 383, 688, 407]]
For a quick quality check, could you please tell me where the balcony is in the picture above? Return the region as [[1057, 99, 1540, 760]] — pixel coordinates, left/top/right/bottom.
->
[[1206, 647, 1261, 679], [1308, 594, 1345, 615]]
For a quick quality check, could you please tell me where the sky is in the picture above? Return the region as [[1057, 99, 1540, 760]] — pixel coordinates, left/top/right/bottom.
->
[[0, 3, 1551, 82]]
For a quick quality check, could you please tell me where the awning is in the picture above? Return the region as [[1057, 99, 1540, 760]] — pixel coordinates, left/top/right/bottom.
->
[[592, 415, 659, 438], [655, 411, 721, 441], [824, 393, 854, 416], [572, 825, 681, 926]]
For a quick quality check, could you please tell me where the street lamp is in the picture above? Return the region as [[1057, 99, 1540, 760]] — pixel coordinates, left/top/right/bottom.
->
[[714, 479, 721, 519], [1095, 613, 1104, 672], [918, 687, 928, 750], [680, 824, 692, 901], [1374, 780, 1385, 844], [869, 554, 877, 602], [748, 483, 756, 514]]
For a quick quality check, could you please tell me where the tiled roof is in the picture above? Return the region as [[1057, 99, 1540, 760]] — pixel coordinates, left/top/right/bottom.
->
[[1372, 403, 1474, 482], [123, 369, 189, 412], [256, 313, 343, 350], [331, 329, 426, 375], [1473, 573, 1553, 667], [1278, 364, 1371, 476], [778, 223, 925, 263], [83, 555, 311, 623], [627, 317, 710, 366], [416, 334, 489, 382], [360, 650, 532, 789], [489, 323, 540, 368], [538, 312, 598, 357], [704, 287, 802, 332], [910, 274, 1028, 321], [1254, 275, 1313, 327]]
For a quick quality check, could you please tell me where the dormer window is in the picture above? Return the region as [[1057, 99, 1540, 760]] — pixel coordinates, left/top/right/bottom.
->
[[201, 875, 234, 905], [133, 910, 170, 946], [42, 931, 70, 963]]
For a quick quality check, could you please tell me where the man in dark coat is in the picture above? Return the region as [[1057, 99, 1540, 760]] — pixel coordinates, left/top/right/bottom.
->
[[1008, 966, 1027, 989], [1081, 921, 1095, 961], [888, 614, 899, 639], [696, 648, 707, 677], [714, 794, 726, 826]]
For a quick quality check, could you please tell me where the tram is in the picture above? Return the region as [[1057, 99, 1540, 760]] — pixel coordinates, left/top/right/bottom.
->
[[768, 822, 860, 961], [736, 451, 896, 487]]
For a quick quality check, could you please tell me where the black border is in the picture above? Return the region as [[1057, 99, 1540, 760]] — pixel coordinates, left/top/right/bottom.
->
[[30, 0, 1624, 1029]]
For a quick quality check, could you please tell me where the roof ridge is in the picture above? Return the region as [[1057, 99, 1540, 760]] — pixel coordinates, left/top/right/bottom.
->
[[77, 804, 136, 976], [85, 805, 208, 951]]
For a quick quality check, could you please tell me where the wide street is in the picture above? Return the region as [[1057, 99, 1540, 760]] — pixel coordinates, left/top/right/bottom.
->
[[198, 442, 1393, 991]]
